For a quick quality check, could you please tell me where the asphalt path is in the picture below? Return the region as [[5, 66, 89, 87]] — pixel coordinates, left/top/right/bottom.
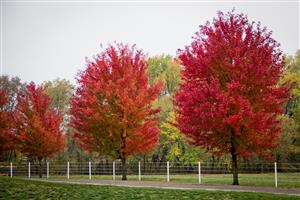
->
[[29, 178, 300, 197]]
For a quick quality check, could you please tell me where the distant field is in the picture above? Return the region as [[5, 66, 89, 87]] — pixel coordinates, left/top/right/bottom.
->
[[25, 172, 300, 188], [0, 176, 299, 200]]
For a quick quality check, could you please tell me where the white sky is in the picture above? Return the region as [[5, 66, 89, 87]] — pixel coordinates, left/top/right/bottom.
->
[[1, 0, 299, 84]]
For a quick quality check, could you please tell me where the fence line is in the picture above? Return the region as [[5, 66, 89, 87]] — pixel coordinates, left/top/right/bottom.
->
[[198, 161, 201, 184], [28, 162, 30, 179], [67, 161, 69, 179], [47, 162, 49, 179], [89, 161, 91, 180], [138, 161, 141, 181], [275, 162, 278, 188], [1, 161, 299, 188], [167, 161, 170, 182], [113, 161, 115, 181]]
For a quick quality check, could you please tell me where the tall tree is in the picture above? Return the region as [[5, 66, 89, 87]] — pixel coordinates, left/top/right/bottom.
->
[[0, 90, 16, 160], [70, 43, 162, 180], [43, 78, 74, 113], [0, 75, 25, 161], [279, 50, 300, 162], [0, 75, 25, 112], [148, 55, 181, 95], [160, 112, 204, 164], [15, 82, 65, 177], [147, 55, 182, 164], [43, 79, 78, 162], [175, 11, 289, 185], [282, 50, 300, 118], [274, 116, 300, 162]]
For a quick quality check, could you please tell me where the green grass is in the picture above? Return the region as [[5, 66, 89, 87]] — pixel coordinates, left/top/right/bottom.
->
[[44, 173, 300, 188], [0, 176, 299, 200]]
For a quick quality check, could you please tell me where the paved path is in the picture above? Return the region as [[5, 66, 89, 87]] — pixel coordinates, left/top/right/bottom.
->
[[30, 178, 300, 197]]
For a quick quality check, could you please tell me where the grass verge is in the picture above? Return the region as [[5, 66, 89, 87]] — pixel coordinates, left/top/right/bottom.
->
[[0, 176, 299, 200]]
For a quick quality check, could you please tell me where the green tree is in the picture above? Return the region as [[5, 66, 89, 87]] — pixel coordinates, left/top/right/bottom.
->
[[43, 78, 74, 113], [153, 96, 173, 121], [274, 116, 300, 162], [279, 50, 300, 163], [42, 79, 88, 163], [0, 75, 25, 112], [282, 50, 300, 117], [160, 112, 205, 164], [147, 55, 181, 95], [145, 56, 182, 165]]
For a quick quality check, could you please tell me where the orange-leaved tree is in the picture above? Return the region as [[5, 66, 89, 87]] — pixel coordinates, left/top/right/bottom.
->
[[0, 90, 16, 160], [15, 82, 65, 178], [70, 43, 163, 180]]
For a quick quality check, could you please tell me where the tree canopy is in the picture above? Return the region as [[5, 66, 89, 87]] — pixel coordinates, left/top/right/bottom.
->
[[70, 43, 163, 180], [175, 10, 289, 185], [15, 82, 65, 177]]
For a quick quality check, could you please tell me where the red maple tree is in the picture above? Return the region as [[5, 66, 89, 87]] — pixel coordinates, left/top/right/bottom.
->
[[70, 43, 162, 180], [0, 90, 16, 160], [174, 11, 289, 185], [15, 82, 65, 177]]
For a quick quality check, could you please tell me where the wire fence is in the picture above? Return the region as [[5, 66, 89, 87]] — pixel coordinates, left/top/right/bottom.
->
[[0, 161, 299, 188]]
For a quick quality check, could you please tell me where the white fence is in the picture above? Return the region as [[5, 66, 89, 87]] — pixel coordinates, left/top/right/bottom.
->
[[1, 161, 299, 188]]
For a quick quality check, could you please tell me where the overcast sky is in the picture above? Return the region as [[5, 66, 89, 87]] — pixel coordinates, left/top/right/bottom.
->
[[1, 1, 299, 84]]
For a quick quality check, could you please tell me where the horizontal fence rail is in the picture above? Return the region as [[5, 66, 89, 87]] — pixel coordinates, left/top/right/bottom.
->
[[0, 161, 299, 188]]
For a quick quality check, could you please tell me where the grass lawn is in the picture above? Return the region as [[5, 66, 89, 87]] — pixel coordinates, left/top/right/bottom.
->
[[0, 176, 299, 200], [45, 172, 300, 188]]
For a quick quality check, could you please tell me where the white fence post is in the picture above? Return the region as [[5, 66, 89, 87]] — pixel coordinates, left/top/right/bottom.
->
[[198, 161, 201, 184], [274, 162, 278, 188], [28, 162, 31, 178], [138, 161, 141, 181], [89, 161, 92, 180], [10, 162, 12, 177], [113, 161, 115, 181], [67, 161, 70, 179], [47, 161, 49, 179], [167, 161, 170, 182]]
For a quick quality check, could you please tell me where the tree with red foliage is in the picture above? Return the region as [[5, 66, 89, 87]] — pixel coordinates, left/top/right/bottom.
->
[[0, 90, 16, 160], [70, 43, 162, 180], [175, 11, 289, 185], [15, 82, 65, 178]]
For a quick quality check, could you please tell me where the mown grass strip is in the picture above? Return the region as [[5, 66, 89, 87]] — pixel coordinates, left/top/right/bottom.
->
[[0, 176, 299, 200]]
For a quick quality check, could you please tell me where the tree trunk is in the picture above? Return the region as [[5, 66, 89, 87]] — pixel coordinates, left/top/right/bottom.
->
[[143, 155, 146, 172], [38, 158, 43, 178], [121, 157, 127, 180], [211, 155, 215, 171], [8, 150, 13, 162], [231, 146, 239, 185]]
